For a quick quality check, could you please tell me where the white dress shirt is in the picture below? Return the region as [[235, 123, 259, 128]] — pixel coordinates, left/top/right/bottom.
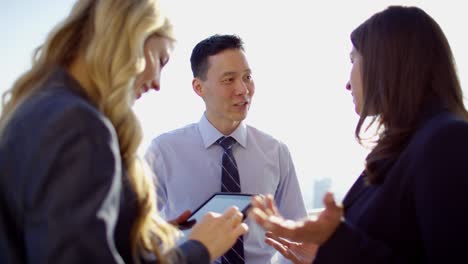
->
[[145, 114, 307, 264]]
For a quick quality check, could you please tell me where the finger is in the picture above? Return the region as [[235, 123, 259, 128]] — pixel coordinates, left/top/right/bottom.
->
[[252, 194, 276, 214], [265, 237, 304, 264], [168, 209, 192, 225], [322, 192, 344, 222], [265, 231, 283, 242], [176, 210, 192, 223], [227, 211, 243, 228], [265, 237, 290, 257], [249, 207, 272, 229], [251, 195, 264, 210], [265, 231, 276, 239], [221, 206, 240, 220], [232, 222, 249, 238], [323, 192, 338, 210], [265, 194, 280, 216], [262, 216, 296, 237], [256, 210, 298, 239], [263, 196, 275, 216], [267, 217, 313, 243], [266, 232, 298, 247]]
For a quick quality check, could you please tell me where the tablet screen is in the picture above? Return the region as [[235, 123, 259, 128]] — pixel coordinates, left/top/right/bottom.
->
[[178, 193, 252, 238], [187, 193, 252, 223]]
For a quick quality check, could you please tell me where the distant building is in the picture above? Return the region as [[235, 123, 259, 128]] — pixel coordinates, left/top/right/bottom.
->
[[313, 177, 332, 208]]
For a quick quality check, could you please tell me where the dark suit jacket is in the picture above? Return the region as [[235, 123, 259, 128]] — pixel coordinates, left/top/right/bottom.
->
[[314, 103, 468, 263], [0, 68, 209, 264]]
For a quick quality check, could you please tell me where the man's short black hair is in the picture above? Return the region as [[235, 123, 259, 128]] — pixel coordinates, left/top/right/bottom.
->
[[190, 34, 244, 80]]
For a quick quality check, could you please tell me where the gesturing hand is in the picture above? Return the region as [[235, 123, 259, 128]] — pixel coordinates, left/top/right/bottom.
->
[[265, 231, 317, 264], [249, 192, 343, 245]]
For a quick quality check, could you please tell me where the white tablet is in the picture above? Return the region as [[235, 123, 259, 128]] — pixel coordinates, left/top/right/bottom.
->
[[178, 192, 252, 235]]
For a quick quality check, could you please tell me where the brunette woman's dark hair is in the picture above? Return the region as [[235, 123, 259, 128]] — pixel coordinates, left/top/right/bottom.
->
[[351, 6, 467, 184]]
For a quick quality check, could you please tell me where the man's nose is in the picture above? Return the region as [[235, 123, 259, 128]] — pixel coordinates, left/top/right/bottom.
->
[[235, 80, 249, 95]]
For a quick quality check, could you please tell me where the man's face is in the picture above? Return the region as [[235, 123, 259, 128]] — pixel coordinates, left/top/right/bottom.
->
[[195, 48, 255, 131]]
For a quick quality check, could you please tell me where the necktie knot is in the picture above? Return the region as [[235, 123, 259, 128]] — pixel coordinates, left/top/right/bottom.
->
[[217, 136, 237, 151]]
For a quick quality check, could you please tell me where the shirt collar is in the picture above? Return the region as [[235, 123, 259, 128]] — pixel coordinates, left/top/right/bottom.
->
[[198, 113, 247, 149]]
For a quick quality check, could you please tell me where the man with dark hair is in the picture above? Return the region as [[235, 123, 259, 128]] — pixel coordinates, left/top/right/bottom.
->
[[145, 34, 306, 264]]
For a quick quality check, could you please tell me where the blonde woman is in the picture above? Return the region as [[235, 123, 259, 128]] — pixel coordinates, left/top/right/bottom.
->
[[0, 0, 247, 263]]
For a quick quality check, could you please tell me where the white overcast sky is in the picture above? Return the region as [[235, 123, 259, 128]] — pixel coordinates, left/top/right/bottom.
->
[[1, 0, 467, 209]]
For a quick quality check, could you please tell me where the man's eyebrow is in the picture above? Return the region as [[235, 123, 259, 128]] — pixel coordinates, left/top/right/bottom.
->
[[220, 69, 252, 78], [220, 71, 237, 77]]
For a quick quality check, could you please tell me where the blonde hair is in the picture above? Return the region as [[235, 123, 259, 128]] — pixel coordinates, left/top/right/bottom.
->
[[0, 0, 177, 262]]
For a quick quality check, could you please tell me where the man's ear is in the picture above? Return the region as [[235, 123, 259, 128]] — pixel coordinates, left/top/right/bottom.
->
[[192, 78, 203, 97]]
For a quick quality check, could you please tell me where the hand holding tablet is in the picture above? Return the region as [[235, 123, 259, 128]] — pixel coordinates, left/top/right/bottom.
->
[[178, 192, 253, 231], [174, 193, 251, 261], [186, 205, 249, 262]]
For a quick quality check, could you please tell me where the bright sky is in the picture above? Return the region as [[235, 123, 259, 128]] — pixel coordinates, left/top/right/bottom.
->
[[1, 0, 467, 209]]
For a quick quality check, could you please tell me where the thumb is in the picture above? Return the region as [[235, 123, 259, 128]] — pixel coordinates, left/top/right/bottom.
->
[[323, 192, 339, 211], [235, 223, 249, 237], [177, 210, 192, 222], [322, 192, 344, 221]]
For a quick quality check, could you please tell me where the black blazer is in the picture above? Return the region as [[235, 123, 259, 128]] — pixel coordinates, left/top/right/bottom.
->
[[315, 103, 468, 263], [0, 68, 209, 264]]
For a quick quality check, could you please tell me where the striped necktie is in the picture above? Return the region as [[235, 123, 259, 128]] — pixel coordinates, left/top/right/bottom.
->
[[217, 136, 245, 264]]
